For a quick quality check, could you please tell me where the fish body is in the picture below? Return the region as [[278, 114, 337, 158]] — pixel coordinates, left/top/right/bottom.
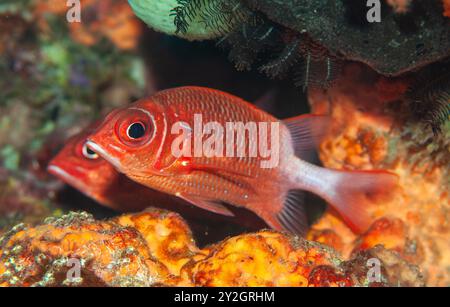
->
[[87, 86, 398, 235]]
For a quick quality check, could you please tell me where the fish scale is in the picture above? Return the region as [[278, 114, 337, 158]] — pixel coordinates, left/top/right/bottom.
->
[[154, 87, 279, 177]]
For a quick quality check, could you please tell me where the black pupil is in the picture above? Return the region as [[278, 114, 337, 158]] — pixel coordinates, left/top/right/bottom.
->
[[128, 122, 145, 139], [86, 147, 96, 156]]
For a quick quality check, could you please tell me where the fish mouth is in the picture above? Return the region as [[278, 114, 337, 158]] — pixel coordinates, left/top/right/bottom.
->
[[47, 164, 88, 193], [86, 140, 123, 171]]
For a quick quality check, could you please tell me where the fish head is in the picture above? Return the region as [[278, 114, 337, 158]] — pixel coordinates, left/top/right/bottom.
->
[[86, 99, 167, 176], [47, 126, 117, 203]]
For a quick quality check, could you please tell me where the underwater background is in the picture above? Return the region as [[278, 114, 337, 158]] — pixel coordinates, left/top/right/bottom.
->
[[0, 0, 448, 287]]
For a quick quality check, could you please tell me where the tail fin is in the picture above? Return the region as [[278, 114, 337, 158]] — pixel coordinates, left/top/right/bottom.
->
[[283, 114, 399, 234], [327, 170, 399, 233]]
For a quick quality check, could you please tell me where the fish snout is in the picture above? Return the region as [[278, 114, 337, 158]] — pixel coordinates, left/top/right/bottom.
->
[[47, 163, 64, 178], [47, 161, 87, 190]]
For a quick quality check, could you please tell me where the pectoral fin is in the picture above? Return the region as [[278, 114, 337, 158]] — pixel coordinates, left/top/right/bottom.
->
[[177, 194, 235, 217]]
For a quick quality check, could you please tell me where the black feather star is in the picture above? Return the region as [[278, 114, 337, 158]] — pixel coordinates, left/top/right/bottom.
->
[[220, 20, 280, 71], [405, 62, 450, 135], [171, 0, 252, 36], [170, 1, 342, 90], [259, 38, 302, 78], [293, 35, 343, 91], [256, 33, 342, 89], [294, 55, 343, 91]]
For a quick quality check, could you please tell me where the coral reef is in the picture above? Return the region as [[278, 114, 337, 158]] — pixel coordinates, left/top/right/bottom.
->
[[29, 0, 143, 50], [0, 211, 171, 286], [0, 5, 158, 284], [0, 210, 424, 287], [308, 63, 449, 286], [0, 0, 146, 169], [0, 0, 147, 233], [113, 209, 205, 277], [129, 0, 450, 92], [131, 0, 450, 76]]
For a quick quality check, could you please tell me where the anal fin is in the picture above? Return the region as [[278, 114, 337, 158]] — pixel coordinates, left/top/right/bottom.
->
[[260, 190, 308, 237], [277, 190, 308, 236]]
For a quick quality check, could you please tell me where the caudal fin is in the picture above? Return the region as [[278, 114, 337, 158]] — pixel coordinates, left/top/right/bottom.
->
[[328, 170, 399, 233]]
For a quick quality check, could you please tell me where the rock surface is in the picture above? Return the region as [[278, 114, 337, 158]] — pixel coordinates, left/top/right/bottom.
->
[[245, 0, 450, 75]]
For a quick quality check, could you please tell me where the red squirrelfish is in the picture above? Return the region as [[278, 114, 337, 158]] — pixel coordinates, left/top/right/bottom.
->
[[86, 86, 398, 235], [47, 124, 261, 227]]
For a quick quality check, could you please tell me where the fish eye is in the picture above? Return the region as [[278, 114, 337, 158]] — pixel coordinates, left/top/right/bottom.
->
[[126, 122, 146, 139], [82, 143, 99, 159], [115, 109, 154, 146]]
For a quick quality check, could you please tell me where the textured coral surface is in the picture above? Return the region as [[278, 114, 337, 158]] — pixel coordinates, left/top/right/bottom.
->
[[0, 212, 171, 286], [308, 64, 449, 286], [0, 210, 424, 287]]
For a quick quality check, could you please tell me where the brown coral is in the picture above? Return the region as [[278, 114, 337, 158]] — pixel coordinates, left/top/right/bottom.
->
[[308, 63, 449, 286]]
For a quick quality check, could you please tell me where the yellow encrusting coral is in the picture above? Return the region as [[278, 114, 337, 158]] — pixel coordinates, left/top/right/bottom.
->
[[0, 212, 171, 287], [0, 210, 424, 287]]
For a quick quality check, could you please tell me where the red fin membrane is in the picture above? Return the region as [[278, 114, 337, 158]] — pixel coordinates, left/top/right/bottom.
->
[[283, 114, 330, 162], [329, 170, 399, 233], [277, 190, 308, 236], [253, 88, 277, 113]]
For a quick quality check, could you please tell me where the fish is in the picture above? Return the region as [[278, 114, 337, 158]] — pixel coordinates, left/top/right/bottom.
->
[[47, 123, 262, 228], [86, 86, 398, 235]]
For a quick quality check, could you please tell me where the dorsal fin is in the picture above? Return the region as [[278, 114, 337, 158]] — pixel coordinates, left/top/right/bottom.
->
[[283, 114, 330, 162], [253, 88, 277, 113]]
